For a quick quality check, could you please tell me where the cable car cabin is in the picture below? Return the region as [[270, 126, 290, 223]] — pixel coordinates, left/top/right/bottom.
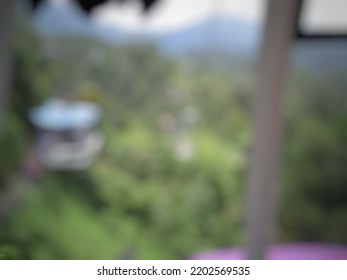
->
[[29, 98, 104, 171]]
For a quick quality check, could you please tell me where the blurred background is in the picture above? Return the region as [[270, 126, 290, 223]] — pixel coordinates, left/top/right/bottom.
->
[[0, 0, 347, 259]]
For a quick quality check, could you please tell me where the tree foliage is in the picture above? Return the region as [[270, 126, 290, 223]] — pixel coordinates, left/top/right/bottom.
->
[[1, 18, 347, 260]]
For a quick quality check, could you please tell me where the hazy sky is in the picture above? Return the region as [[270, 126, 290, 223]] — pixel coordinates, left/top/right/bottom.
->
[[301, 0, 347, 33], [92, 0, 265, 33], [52, 0, 347, 34]]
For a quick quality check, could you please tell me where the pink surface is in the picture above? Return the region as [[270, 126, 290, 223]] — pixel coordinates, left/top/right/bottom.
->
[[192, 244, 347, 260]]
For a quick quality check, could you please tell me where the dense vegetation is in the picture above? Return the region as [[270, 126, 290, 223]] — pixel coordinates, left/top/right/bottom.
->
[[0, 17, 346, 259]]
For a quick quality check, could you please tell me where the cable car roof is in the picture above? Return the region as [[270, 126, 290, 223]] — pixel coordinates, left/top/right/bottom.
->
[[29, 98, 102, 131]]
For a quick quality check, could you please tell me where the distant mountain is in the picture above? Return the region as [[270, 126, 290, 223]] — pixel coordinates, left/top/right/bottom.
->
[[33, 1, 261, 56], [157, 17, 261, 56], [293, 40, 347, 73]]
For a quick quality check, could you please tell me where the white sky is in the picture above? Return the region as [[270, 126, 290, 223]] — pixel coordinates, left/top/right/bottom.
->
[[301, 0, 347, 33], [90, 0, 265, 33], [52, 0, 347, 34]]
